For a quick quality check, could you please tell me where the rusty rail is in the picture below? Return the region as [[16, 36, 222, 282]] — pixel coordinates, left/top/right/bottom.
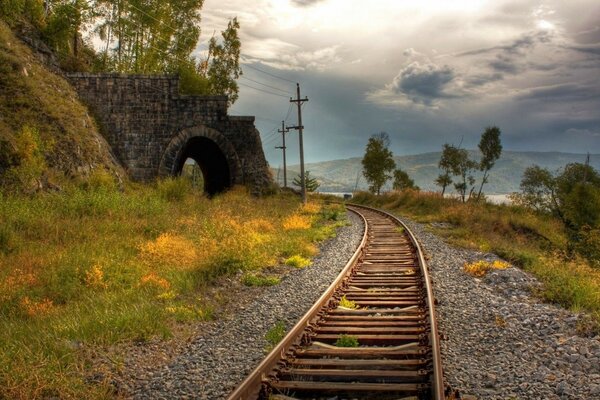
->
[[227, 204, 445, 400]]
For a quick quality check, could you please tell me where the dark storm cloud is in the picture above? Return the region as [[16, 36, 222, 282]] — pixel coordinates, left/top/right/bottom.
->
[[390, 62, 457, 105], [459, 30, 552, 57], [488, 55, 520, 74], [291, 0, 325, 7], [567, 43, 600, 56], [517, 83, 600, 102], [465, 72, 504, 87]]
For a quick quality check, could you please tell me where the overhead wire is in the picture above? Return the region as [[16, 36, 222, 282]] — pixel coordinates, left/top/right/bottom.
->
[[238, 82, 290, 98], [241, 59, 297, 84], [240, 76, 293, 95]]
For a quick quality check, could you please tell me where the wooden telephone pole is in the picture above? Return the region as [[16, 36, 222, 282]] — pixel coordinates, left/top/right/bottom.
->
[[275, 121, 289, 187], [289, 83, 309, 203]]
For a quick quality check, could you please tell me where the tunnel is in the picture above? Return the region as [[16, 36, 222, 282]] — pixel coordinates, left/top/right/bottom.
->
[[174, 136, 231, 196]]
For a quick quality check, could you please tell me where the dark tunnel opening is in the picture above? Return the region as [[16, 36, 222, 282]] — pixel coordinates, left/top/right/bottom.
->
[[175, 137, 231, 196]]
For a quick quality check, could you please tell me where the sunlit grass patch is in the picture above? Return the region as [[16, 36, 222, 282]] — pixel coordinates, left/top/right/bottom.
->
[[283, 214, 312, 230], [463, 259, 510, 277], [284, 254, 311, 268]]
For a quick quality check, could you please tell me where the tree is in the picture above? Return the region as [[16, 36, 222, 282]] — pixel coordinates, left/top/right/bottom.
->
[[515, 165, 557, 213], [476, 126, 503, 201], [435, 144, 476, 202], [452, 148, 477, 202], [435, 144, 455, 196], [393, 168, 419, 191], [361, 132, 396, 195], [202, 17, 242, 104], [514, 162, 600, 257], [293, 170, 319, 192]]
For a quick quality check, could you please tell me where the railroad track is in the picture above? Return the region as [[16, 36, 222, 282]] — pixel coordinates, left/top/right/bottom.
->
[[228, 204, 445, 400]]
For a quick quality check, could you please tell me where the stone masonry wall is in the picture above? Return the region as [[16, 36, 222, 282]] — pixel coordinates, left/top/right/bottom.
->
[[67, 73, 272, 193]]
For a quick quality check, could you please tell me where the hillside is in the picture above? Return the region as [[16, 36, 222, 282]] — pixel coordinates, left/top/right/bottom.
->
[[0, 21, 122, 191], [276, 151, 600, 194]]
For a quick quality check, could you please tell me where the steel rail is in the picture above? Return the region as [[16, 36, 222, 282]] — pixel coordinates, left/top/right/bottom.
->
[[227, 203, 445, 400], [227, 210, 369, 400], [348, 203, 446, 400]]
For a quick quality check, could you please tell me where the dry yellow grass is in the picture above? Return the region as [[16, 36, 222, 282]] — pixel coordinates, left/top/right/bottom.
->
[[0, 182, 344, 398]]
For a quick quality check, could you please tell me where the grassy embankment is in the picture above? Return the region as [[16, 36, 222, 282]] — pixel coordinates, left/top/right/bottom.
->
[[0, 179, 345, 399], [351, 190, 600, 333]]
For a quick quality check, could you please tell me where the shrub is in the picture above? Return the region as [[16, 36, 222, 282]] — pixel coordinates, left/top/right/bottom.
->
[[335, 334, 359, 347], [156, 177, 192, 201]]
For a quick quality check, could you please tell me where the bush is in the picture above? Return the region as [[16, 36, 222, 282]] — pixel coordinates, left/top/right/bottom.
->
[[156, 177, 192, 201]]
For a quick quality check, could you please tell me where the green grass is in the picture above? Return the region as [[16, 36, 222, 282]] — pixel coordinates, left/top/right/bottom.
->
[[352, 190, 600, 332], [0, 182, 343, 398], [0, 21, 122, 194], [264, 321, 286, 351], [334, 334, 359, 347]]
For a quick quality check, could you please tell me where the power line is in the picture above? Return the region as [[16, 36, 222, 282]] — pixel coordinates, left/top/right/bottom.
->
[[238, 82, 290, 98], [241, 59, 297, 84], [240, 75, 293, 94]]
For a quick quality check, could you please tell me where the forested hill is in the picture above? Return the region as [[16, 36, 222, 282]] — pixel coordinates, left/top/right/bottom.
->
[[276, 151, 600, 194]]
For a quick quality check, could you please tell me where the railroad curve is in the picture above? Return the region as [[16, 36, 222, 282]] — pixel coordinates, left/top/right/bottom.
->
[[227, 204, 446, 400]]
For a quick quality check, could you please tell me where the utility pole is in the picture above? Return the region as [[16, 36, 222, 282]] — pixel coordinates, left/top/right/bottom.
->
[[289, 83, 309, 203], [275, 120, 289, 187]]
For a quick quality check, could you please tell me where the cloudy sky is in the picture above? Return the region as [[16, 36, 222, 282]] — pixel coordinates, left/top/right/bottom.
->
[[197, 0, 600, 166]]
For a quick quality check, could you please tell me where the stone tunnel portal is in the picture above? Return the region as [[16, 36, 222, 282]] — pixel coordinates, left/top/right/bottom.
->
[[175, 137, 231, 196]]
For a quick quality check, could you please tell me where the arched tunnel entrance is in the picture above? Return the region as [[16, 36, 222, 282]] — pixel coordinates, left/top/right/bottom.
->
[[174, 136, 231, 196]]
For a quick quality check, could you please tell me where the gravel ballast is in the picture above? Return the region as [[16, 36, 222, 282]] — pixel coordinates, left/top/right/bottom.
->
[[124, 212, 365, 399], [119, 209, 600, 400], [401, 218, 600, 400]]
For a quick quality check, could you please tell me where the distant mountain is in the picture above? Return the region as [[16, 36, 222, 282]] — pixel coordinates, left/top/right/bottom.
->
[[271, 151, 600, 194]]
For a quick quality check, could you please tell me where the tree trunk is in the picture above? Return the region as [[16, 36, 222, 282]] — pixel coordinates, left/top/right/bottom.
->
[[476, 170, 488, 201]]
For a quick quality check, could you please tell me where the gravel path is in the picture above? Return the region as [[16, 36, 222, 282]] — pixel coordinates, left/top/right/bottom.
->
[[401, 218, 600, 400], [126, 212, 364, 399]]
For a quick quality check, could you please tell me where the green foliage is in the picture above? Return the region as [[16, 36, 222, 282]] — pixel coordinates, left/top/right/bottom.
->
[[361, 132, 396, 195], [177, 58, 210, 95], [293, 170, 320, 192], [204, 17, 242, 104], [514, 162, 600, 261], [450, 147, 477, 202], [284, 254, 311, 268], [2, 1, 242, 101], [334, 334, 359, 347], [242, 273, 280, 287], [0, 125, 47, 193], [156, 177, 192, 201], [94, 0, 203, 74], [435, 143, 456, 196], [476, 126, 503, 200], [0, 0, 45, 27], [265, 321, 286, 351], [393, 168, 419, 191]]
